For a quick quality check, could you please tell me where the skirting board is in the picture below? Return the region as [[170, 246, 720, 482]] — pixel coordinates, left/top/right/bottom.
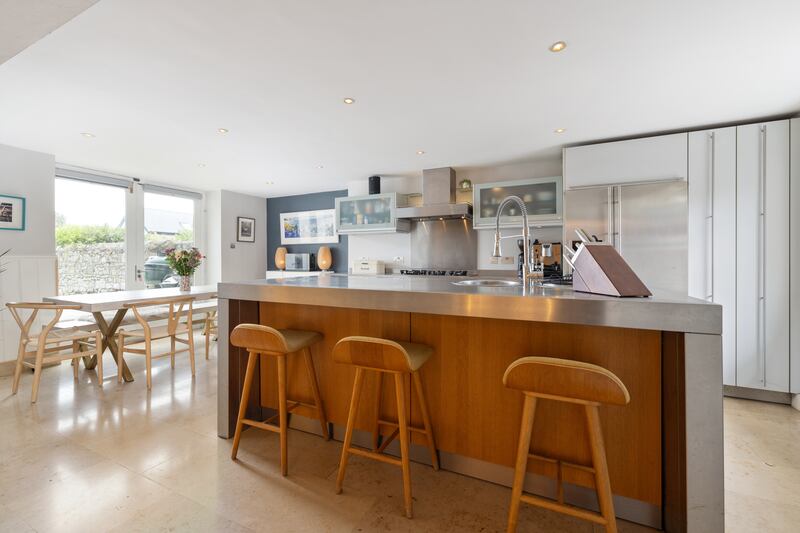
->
[[275, 411, 661, 529], [723, 385, 792, 405], [0, 360, 14, 377]]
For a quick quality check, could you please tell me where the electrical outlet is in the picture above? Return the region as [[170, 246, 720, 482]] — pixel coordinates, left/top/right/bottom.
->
[[393, 256, 404, 264], [500, 256, 515, 265]]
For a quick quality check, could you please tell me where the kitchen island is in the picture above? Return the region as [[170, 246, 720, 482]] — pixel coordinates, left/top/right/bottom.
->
[[217, 274, 722, 533]]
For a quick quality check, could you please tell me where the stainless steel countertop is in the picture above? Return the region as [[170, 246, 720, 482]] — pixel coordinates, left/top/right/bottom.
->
[[219, 274, 721, 334]]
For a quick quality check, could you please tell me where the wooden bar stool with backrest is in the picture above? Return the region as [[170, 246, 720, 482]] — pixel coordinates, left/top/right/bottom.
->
[[229, 324, 329, 476], [116, 296, 196, 389], [502, 357, 630, 533], [333, 336, 439, 519], [7, 302, 104, 403]]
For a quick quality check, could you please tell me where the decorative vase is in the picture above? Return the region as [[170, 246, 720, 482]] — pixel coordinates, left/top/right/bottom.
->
[[275, 247, 287, 270], [317, 246, 332, 271], [179, 275, 191, 292]]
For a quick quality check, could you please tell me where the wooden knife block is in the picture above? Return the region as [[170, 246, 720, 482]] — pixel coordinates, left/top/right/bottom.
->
[[571, 243, 651, 297]]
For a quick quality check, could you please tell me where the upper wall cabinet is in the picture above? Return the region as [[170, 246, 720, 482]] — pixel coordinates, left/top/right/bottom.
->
[[472, 176, 563, 229], [563, 132, 688, 189], [335, 192, 410, 234]]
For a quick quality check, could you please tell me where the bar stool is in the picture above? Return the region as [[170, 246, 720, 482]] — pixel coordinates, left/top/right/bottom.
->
[[229, 324, 329, 476], [502, 357, 630, 533], [333, 336, 439, 519]]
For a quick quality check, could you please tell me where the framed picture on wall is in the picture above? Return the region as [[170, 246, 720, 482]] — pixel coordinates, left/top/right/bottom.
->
[[0, 194, 26, 231], [237, 216, 256, 242], [280, 209, 338, 245]]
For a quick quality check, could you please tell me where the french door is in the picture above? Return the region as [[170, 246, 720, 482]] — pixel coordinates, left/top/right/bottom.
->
[[55, 167, 202, 295]]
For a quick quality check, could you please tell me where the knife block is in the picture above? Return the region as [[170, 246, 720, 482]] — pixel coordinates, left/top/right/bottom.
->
[[571, 243, 651, 297]]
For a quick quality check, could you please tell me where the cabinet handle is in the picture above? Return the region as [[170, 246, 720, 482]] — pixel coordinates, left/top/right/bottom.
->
[[706, 132, 715, 301], [606, 187, 615, 247], [757, 125, 767, 385]]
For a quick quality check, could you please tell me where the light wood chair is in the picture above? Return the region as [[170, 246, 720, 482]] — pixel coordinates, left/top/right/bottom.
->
[[202, 309, 218, 360], [332, 335, 439, 519], [229, 323, 329, 476], [116, 296, 196, 390], [7, 302, 104, 403], [502, 356, 630, 533]]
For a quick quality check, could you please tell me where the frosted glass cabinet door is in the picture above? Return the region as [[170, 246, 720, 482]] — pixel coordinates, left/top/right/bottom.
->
[[473, 177, 563, 228], [335, 193, 408, 233], [736, 120, 790, 392]]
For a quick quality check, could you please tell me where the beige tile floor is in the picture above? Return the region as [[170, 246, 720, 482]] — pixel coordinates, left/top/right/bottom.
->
[[0, 334, 797, 532]]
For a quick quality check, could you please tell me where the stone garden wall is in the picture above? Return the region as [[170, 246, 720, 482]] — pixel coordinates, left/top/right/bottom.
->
[[56, 240, 191, 294]]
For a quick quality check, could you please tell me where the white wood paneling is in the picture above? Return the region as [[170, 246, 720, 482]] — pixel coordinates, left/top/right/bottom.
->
[[0, 255, 57, 362], [563, 133, 688, 189]]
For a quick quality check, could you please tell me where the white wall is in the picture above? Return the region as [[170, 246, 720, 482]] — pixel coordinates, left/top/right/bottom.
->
[[346, 157, 563, 272], [0, 143, 57, 362], [205, 189, 267, 283]]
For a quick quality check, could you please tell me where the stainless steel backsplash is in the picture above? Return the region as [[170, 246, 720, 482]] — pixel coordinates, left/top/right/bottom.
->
[[410, 219, 478, 270]]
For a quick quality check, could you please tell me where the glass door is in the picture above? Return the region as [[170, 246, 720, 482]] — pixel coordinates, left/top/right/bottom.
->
[[142, 191, 195, 288], [55, 178, 128, 295]]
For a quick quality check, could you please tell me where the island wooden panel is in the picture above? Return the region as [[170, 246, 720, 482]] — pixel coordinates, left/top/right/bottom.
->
[[257, 302, 661, 507]]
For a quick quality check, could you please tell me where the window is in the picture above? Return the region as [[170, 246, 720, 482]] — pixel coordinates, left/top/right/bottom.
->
[[53, 167, 203, 294], [143, 192, 195, 288], [55, 178, 127, 295]]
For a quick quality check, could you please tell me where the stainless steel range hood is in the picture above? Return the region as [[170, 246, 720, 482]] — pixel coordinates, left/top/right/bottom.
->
[[395, 167, 472, 220]]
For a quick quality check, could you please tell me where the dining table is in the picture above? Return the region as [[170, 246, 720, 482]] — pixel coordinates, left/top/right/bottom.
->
[[44, 285, 218, 382]]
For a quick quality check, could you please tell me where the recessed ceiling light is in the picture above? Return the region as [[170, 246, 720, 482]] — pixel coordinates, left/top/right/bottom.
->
[[549, 41, 567, 52], [554, 128, 566, 133], [266, 180, 275, 185], [343, 97, 355, 104], [80, 132, 95, 138], [317, 165, 324, 169], [217, 128, 229, 134], [197, 163, 206, 168], [416, 150, 425, 155]]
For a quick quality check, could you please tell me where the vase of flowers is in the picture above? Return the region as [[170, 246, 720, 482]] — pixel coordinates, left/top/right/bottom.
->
[[164, 247, 203, 292]]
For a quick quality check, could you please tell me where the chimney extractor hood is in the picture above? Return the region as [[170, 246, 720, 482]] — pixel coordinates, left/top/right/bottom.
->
[[395, 167, 472, 220]]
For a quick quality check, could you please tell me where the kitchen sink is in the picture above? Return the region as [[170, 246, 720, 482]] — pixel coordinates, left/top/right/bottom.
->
[[452, 279, 522, 287]]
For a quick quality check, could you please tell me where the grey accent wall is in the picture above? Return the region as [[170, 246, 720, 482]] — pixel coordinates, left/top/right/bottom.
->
[[267, 190, 348, 273]]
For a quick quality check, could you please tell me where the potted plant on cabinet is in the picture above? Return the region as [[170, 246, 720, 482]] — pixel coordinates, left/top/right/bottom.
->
[[164, 247, 203, 291]]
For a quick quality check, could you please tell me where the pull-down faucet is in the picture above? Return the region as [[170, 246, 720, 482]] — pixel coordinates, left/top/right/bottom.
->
[[491, 195, 538, 286]]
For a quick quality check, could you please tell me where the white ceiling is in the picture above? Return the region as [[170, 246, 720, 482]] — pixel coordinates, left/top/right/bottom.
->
[[0, 0, 798, 197], [0, 0, 99, 64]]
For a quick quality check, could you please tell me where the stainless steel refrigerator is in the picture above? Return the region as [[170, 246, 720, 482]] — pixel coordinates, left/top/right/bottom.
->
[[564, 180, 688, 294]]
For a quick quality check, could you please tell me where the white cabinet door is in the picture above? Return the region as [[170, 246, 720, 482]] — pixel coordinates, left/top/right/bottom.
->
[[792, 119, 800, 394], [563, 133, 688, 189], [688, 127, 737, 386], [736, 120, 790, 391]]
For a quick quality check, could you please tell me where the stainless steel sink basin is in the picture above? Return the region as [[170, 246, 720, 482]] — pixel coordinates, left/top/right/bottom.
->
[[452, 279, 522, 287]]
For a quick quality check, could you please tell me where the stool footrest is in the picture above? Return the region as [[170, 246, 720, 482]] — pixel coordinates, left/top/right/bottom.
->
[[377, 418, 428, 435], [242, 418, 281, 434], [528, 453, 597, 476], [347, 445, 402, 467], [519, 494, 607, 525]]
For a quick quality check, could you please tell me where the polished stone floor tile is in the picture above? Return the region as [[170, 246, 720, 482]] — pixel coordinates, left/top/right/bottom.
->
[[1, 336, 798, 532]]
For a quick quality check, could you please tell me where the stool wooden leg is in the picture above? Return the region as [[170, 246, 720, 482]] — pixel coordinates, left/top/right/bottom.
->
[[204, 317, 211, 360], [231, 351, 258, 460], [170, 336, 176, 368], [187, 331, 196, 377], [336, 367, 365, 494], [394, 373, 413, 519], [145, 335, 153, 390], [585, 404, 617, 533], [277, 353, 288, 476], [11, 340, 26, 395], [507, 394, 537, 533], [372, 372, 383, 451], [303, 347, 330, 440], [117, 332, 124, 384], [72, 341, 80, 380], [412, 370, 439, 470]]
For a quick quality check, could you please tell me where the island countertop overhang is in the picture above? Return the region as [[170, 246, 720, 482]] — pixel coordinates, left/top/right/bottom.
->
[[218, 274, 721, 335]]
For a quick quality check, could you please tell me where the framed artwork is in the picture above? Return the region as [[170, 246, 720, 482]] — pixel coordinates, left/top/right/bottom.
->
[[0, 194, 25, 231], [237, 216, 256, 242], [280, 209, 338, 245]]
